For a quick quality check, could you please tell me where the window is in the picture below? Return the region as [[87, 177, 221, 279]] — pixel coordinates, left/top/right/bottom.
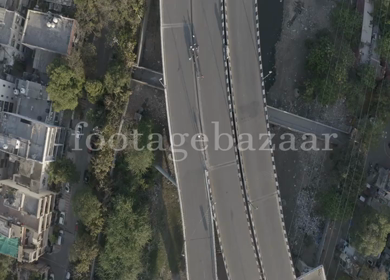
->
[[4, 159, 8, 168], [8, 103, 13, 112], [0, 159, 5, 168], [20, 118, 31, 125], [0, 101, 4, 111], [3, 102, 9, 112], [10, 40, 15, 47], [15, 17, 19, 24], [16, 44, 20, 50], [21, 19, 25, 26], [21, 46, 25, 52]]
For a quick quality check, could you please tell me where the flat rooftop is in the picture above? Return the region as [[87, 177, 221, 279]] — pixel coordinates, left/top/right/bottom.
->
[[16, 80, 52, 122], [22, 10, 76, 55], [0, 184, 39, 231], [0, 8, 13, 45], [297, 266, 327, 280], [0, 112, 49, 161]]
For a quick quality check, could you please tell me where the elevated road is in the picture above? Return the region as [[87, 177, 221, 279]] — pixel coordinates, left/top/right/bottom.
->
[[226, 0, 295, 279], [131, 66, 350, 145], [160, 1, 216, 279], [161, 0, 262, 279]]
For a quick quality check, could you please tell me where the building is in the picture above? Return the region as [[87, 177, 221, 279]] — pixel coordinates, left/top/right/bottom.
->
[[22, 10, 78, 55], [15, 79, 61, 125], [0, 7, 27, 65], [297, 265, 327, 280], [0, 177, 55, 262], [0, 112, 66, 164], [0, 78, 17, 113]]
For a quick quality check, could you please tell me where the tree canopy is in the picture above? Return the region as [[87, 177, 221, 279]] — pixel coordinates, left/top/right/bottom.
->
[[352, 209, 390, 257], [69, 232, 100, 277], [359, 265, 388, 280], [73, 188, 105, 236], [85, 80, 104, 103], [97, 197, 151, 280], [48, 158, 79, 185], [0, 255, 13, 280], [47, 56, 85, 111]]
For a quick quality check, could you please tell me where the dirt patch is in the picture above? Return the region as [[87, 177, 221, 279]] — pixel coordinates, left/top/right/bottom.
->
[[271, 126, 333, 267], [139, 0, 163, 72], [268, 0, 351, 132], [127, 81, 167, 127]]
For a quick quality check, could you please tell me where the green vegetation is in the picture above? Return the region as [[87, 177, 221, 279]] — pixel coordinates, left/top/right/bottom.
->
[[97, 197, 152, 279], [351, 208, 390, 257], [0, 255, 13, 280], [70, 231, 100, 278], [47, 53, 86, 111], [85, 80, 104, 103], [73, 188, 105, 236], [359, 265, 388, 280], [47, 158, 79, 185]]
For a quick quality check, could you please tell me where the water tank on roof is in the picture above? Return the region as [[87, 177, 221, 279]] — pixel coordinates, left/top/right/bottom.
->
[[13, 89, 19, 95], [53, 17, 59, 24], [46, 21, 51, 28], [2, 144, 8, 150], [20, 88, 25, 95]]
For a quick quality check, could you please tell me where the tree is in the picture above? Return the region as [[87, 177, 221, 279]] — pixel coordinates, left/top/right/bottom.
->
[[318, 187, 355, 221], [304, 32, 355, 105], [352, 209, 390, 257], [47, 59, 85, 111], [85, 80, 104, 103], [69, 232, 99, 277], [330, 5, 362, 42], [124, 118, 155, 176], [73, 188, 104, 236], [359, 264, 388, 280], [97, 197, 151, 280], [48, 158, 79, 185], [358, 65, 377, 90], [0, 255, 13, 280]]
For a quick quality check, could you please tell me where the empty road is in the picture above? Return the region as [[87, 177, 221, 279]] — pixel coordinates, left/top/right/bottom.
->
[[226, 0, 295, 279]]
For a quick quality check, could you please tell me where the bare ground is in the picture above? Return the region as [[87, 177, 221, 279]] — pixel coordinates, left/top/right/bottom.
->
[[268, 0, 351, 132]]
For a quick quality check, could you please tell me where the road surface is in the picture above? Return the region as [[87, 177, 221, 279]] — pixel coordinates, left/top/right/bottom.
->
[[161, 0, 264, 278], [160, 0, 216, 279], [131, 66, 350, 145], [226, 0, 295, 279]]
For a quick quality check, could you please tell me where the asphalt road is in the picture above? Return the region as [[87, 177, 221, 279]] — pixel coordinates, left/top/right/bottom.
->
[[161, 0, 266, 278], [42, 116, 93, 280], [160, 1, 216, 279], [226, 0, 295, 279]]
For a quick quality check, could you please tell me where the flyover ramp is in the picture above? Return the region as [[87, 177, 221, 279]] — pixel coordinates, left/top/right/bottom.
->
[[160, 2, 216, 279], [192, 1, 263, 279], [226, 0, 295, 279]]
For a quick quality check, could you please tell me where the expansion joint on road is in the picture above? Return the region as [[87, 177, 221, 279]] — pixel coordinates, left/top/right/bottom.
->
[[253, 0, 296, 278]]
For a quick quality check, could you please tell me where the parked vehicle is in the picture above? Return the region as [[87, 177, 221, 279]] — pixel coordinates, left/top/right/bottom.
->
[[59, 212, 66, 225], [57, 230, 64, 245], [83, 170, 90, 183], [75, 124, 84, 139], [66, 271, 71, 279], [64, 182, 70, 193]]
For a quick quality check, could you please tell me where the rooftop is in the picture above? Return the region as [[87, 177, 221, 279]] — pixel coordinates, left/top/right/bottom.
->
[[0, 112, 50, 161], [297, 266, 327, 280], [32, 49, 59, 74], [15, 79, 53, 122], [22, 10, 77, 55], [0, 8, 14, 45], [45, 0, 73, 6], [0, 184, 39, 230]]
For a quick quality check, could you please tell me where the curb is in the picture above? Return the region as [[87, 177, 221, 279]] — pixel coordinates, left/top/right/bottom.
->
[[253, 1, 296, 278]]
